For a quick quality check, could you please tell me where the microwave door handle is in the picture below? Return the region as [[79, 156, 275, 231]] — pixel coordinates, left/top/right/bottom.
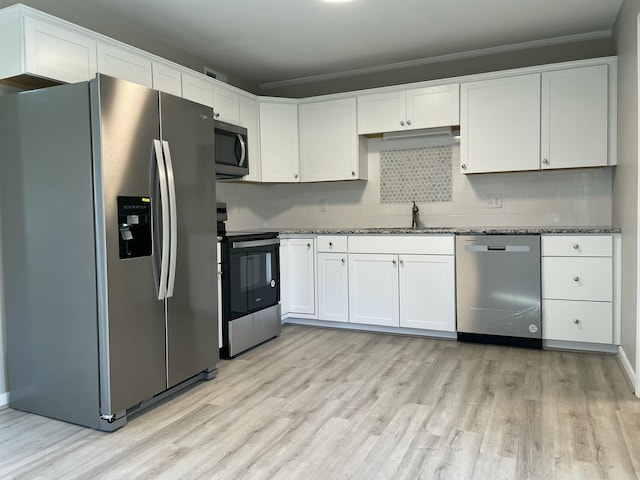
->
[[236, 133, 247, 167], [153, 139, 170, 301], [162, 140, 178, 298]]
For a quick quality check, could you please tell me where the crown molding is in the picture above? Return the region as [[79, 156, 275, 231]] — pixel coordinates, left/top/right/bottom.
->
[[259, 30, 612, 90]]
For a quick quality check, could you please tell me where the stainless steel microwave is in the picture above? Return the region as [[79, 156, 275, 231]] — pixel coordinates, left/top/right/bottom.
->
[[214, 120, 248, 179]]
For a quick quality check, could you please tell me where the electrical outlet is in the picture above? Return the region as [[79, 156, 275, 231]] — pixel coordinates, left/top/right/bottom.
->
[[487, 193, 502, 209], [319, 199, 327, 213]]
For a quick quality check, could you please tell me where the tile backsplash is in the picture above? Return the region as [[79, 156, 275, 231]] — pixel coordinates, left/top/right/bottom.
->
[[380, 146, 452, 203], [217, 138, 613, 231]]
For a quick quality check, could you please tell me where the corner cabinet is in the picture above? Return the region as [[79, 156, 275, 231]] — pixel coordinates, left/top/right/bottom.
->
[[460, 60, 616, 174], [299, 97, 367, 182], [259, 99, 300, 183]]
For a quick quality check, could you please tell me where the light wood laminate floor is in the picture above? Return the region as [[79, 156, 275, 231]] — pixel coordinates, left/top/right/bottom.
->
[[1, 325, 639, 479]]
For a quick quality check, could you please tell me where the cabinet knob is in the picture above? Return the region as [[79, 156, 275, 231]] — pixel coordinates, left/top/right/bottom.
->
[[542, 158, 549, 165], [214, 112, 220, 118], [406, 120, 412, 126], [294, 174, 299, 179], [399, 259, 404, 265], [329, 242, 333, 247], [573, 244, 580, 250], [574, 319, 580, 325], [461, 164, 467, 170], [341, 258, 345, 264], [352, 171, 356, 176], [307, 243, 311, 248], [392, 259, 397, 265], [400, 121, 405, 126], [573, 276, 580, 282]]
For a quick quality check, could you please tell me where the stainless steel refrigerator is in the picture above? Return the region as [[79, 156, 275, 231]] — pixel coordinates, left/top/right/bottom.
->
[[0, 75, 219, 431]]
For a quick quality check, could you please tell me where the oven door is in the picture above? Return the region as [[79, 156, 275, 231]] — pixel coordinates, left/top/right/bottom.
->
[[223, 238, 280, 321]]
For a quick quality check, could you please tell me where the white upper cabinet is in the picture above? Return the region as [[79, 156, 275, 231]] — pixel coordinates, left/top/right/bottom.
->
[[152, 62, 182, 96], [259, 99, 300, 183], [0, 8, 98, 84], [213, 83, 240, 124], [541, 65, 608, 170], [460, 61, 614, 174], [181, 72, 214, 107], [238, 94, 261, 182], [460, 73, 541, 174], [299, 97, 366, 182], [357, 84, 459, 134], [96, 41, 152, 88]]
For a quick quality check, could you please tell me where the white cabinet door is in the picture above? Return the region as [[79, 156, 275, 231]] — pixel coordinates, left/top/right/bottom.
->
[[238, 94, 261, 182], [24, 16, 97, 84], [181, 72, 214, 107], [317, 252, 349, 323], [357, 91, 405, 134], [259, 100, 300, 183], [406, 84, 460, 130], [460, 73, 541, 174], [398, 254, 456, 332], [286, 239, 316, 315], [542, 257, 612, 302], [349, 254, 399, 327], [152, 62, 182, 96], [541, 65, 608, 170], [213, 83, 240, 124], [96, 42, 152, 87], [542, 299, 612, 344], [299, 97, 359, 182]]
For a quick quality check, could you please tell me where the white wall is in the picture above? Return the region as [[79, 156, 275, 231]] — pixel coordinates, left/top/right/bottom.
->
[[219, 140, 613, 232], [613, 0, 640, 385]]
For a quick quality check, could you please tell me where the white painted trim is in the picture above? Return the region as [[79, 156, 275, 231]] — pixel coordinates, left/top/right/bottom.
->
[[619, 346, 637, 392], [0, 392, 8, 408], [635, 13, 640, 399], [259, 30, 613, 90], [283, 317, 458, 340]]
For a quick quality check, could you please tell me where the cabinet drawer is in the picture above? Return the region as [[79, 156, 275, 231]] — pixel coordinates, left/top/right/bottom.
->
[[541, 235, 612, 257], [542, 257, 612, 301], [317, 235, 348, 252], [542, 299, 612, 344]]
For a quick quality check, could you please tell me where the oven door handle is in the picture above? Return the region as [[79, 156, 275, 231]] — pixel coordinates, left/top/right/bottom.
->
[[232, 238, 280, 249]]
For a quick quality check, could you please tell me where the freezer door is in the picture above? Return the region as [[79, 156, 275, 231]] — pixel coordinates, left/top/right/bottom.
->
[[160, 92, 218, 387], [92, 75, 167, 415]]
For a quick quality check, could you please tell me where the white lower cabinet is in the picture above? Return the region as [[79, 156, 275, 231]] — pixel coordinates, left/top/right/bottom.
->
[[347, 235, 456, 332], [349, 253, 400, 327], [541, 235, 615, 346], [285, 238, 316, 316], [317, 253, 349, 323], [398, 254, 456, 331]]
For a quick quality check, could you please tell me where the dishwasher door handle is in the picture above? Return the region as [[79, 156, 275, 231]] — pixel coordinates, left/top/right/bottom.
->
[[464, 245, 531, 253]]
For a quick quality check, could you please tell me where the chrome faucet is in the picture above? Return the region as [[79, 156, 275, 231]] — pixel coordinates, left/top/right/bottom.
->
[[411, 201, 419, 229]]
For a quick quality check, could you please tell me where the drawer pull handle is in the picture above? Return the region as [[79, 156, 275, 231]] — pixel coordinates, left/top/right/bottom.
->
[[574, 319, 580, 325], [573, 244, 580, 250], [573, 276, 580, 282], [329, 242, 333, 247]]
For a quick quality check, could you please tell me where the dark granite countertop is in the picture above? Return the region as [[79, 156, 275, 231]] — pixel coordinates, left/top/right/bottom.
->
[[278, 226, 621, 235]]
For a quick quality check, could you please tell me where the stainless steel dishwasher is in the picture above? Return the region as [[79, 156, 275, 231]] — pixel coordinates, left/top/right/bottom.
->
[[456, 235, 541, 348]]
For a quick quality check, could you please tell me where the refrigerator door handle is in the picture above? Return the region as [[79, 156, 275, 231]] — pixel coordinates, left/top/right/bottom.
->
[[162, 140, 178, 298], [153, 139, 170, 300]]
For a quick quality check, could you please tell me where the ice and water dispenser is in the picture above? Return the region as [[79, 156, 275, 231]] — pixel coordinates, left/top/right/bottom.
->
[[118, 196, 152, 259]]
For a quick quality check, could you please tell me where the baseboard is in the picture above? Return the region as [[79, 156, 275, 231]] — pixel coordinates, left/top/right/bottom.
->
[[0, 391, 9, 408], [617, 345, 637, 394]]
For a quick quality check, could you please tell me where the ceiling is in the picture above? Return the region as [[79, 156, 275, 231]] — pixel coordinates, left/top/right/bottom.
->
[[3, 0, 625, 89]]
